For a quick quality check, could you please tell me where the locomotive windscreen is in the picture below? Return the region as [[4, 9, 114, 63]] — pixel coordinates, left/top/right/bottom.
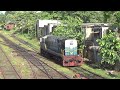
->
[[65, 40, 77, 56]]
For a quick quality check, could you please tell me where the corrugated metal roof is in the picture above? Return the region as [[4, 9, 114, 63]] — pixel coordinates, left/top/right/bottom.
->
[[81, 23, 110, 27]]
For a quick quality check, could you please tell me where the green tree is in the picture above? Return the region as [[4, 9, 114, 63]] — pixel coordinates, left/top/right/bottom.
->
[[97, 30, 120, 65], [52, 15, 84, 51], [0, 13, 6, 25]]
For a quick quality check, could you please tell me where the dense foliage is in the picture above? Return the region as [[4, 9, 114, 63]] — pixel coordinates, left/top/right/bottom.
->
[[52, 15, 84, 51], [0, 11, 112, 37], [1, 11, 120, 66], [97, 30, 120, 65], [1, 11, 105, 50], [0, 13, 6, 25]]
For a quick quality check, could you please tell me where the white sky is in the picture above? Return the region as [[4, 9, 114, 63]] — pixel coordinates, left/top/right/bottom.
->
[[0, 11, 42, 14], [0, 11, 6, 14]]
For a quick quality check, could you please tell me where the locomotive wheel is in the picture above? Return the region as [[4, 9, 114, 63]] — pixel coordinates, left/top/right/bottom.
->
[[41, 49, 46, 57], [41, 49, 45, 56]]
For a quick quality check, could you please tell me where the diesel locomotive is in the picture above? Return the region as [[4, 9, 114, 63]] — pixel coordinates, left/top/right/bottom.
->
[[40, 35, 83, 66]]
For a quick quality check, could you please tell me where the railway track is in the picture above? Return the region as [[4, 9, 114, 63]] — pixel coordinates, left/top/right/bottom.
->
[[69, 67, 105, 79], [11, 35, 38, 52], [11, 34, 106, 79], [11, 34, 107, 79], [0, 34, 70, 79], [0, 44, 21, 79]]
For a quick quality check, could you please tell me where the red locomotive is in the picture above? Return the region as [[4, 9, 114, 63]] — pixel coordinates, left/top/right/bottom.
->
[[4, 23, 15, 30]]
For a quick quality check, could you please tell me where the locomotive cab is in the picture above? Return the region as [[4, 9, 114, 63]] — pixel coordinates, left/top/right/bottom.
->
[[65, 40, 77, 56]]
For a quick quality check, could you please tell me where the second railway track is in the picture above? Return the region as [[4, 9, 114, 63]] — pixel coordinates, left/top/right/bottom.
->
[[69, 67, 105, 79], [0, 44, 21, 79]]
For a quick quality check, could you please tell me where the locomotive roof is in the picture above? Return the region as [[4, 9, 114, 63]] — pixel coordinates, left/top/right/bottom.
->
[[45, 35, 77, 41], [46, 35, 67, 40]]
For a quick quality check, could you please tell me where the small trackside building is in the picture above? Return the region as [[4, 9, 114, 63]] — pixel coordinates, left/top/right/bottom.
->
[[35, 20, 61, 40], [81, 23, 110, 62]]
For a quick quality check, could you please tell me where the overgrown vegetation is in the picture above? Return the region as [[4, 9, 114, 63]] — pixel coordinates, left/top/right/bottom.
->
[[0, 11, 107, 38], [52, 16, 84, 51], [97, 30, 120, 66], [1, 11, 120, 68]]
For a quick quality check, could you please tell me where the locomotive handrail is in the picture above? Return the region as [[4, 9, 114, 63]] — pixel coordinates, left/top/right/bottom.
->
[[77, 49, 83, 57], [61, 49, 65, 56]]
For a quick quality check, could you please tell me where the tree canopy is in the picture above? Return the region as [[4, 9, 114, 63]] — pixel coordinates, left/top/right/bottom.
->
[[1, 11, 120, 66]]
